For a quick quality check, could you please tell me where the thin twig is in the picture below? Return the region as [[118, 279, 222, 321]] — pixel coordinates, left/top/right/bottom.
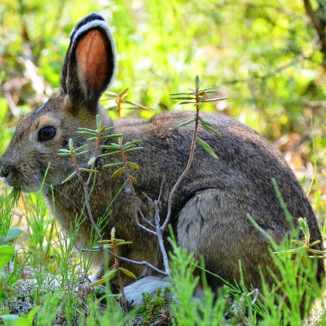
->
[[225, 54, 305, 85], [70, 147, 103, 241], [86, 131, 101, 187], [111, 229, 128, 312], [118, 139, 136, 194], [136, 211, 157, 235], [162, 92, 201, 232], [303, 0, 326, 67], [154, 199, 171, 277], [136, 176, 172, 276], [82, 247, 168, 276]]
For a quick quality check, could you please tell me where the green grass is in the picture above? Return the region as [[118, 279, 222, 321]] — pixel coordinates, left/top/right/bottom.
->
[[0, 184, 324, 325]]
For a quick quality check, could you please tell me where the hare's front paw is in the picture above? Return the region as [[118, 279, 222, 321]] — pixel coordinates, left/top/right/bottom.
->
[[124, 276, 169, 307]]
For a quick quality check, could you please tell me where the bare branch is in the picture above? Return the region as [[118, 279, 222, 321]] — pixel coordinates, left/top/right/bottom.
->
[[162, 102, 201, 231], [303, 0, 326, 68], [83, 247, 168, 276], [225, 55, 305, 85], [136, 211, 157, 235], [70, 145, 103, 241], [138, 209, 155, 228], [153, 199, 171, 277]]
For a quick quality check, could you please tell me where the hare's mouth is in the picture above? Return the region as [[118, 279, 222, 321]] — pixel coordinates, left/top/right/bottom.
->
[[1, 174, 42, 193]]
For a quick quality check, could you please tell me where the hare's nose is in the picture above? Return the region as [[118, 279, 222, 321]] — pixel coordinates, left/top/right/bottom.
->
[[0, 166, 9, 178], [0, 167, 9, 178], [0, 160, 10, 178]]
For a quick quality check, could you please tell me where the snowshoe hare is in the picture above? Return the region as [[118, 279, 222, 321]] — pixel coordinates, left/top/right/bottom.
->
[[0, 13, 324, 304]]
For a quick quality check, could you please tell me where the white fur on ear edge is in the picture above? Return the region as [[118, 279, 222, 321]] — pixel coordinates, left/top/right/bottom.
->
[[71, 19, 117, 89]]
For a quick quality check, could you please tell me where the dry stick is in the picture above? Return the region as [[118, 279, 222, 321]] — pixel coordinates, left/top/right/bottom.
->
[[154, 198, 171, 277], [119, 140, 136, 194], [111, 230, 129, 312], [225, 54, 305, 85], [136, 178, 171, 276], [154, 88, 202, 278], [152, 175, 172, 277], [136, 210, 157, 235], [136, 206, 171, 277], [115, 88, 128, 118], [161, 96, 201, 232], [70, 147, 103, 241], [83, 247, 168, 276], [303, 0, 326, 67], [82, 127, 107, 240], [86, 130, 102, 187]]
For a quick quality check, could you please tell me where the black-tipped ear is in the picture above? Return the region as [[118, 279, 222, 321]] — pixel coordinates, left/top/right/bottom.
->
[[60, 13, 116, 109]]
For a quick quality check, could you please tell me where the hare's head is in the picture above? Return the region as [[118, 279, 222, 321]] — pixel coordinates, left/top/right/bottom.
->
[[0, 13, 116, 192]]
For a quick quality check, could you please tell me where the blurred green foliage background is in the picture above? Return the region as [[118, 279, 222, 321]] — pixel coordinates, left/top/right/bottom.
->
[[0, 0, 325, 201], [0, 3, 325, 322]]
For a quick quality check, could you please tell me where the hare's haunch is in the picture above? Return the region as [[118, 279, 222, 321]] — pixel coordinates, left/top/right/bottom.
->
[[0, 13, 323, 306]]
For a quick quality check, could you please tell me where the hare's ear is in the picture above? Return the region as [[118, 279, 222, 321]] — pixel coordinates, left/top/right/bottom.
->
[[60, 13, 116, 109]]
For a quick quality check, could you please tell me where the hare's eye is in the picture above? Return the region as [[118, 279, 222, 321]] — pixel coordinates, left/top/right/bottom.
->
[[38, 126, 56, 142]]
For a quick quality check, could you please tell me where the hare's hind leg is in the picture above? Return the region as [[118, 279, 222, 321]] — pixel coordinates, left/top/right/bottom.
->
[[177, 189, 276, 290]]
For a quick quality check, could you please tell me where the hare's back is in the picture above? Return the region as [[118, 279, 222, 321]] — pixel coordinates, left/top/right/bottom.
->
[[115, 111, 313, 224], [146, 112, 322, 250]]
